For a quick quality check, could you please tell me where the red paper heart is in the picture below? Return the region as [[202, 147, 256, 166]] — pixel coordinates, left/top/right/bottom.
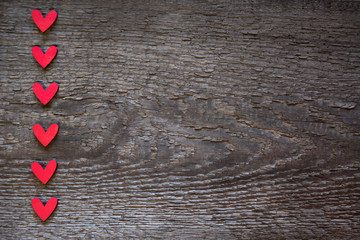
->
[[32, 46, 57, 68], [31, 160, 57, 184], [32, 197, 58, 221], [32, 9, 57, 32], [33, 83, 58, 105], [33, 123, 59, 147]]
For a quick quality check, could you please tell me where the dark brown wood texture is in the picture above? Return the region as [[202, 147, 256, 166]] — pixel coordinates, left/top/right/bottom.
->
[[0, 0, 359, 239]]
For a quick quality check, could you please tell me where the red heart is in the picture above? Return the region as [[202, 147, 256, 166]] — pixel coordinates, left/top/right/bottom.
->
[[33, 123, 59, 147], [32, 9, 57, 32], [32, 197, 58, 221], [32, 46, 57, 68], [31, 160, 57, 184], [33, 83, 58, 105]]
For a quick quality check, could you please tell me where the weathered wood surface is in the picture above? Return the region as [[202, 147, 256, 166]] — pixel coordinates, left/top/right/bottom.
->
[[0, 0, 359, 239]]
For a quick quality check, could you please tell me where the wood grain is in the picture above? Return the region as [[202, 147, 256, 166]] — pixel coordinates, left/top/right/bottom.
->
[[0, 0, 359, 239]]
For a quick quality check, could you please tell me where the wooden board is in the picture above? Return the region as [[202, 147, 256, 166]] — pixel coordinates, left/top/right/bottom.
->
[[0, 0, 359, 239]]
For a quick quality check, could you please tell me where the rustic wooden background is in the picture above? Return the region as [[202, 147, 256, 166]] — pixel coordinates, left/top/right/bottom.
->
[[0, 0, 359, 239]]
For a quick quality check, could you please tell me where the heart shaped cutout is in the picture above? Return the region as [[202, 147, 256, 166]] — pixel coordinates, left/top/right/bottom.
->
[[31, 160, 57, 184], [32, 9, 57, 32], [32, 197, 58, 221], [32, 46, 57, 68], [33, 83, 58, 105], [33, 123, 59, 147]]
